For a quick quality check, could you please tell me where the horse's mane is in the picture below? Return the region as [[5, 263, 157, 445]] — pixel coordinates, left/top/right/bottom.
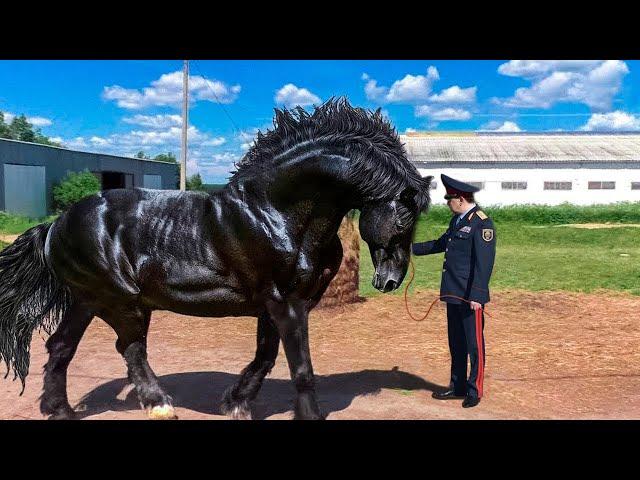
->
[[229, 97, 431, 212]]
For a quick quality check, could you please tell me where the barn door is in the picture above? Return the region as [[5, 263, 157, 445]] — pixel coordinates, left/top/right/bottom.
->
[[3, 164, 47, 218], [143, 174, 163, 189]]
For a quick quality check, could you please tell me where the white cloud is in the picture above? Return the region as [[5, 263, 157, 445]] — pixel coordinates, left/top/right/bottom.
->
[[363, 76, 388, 103], [63, 137, 89, 149], [201, 137, 227, 147], [2, 111, 53, 127], [103, 71, 241, 110], [415, 105, 471, 121], [495, 60, 629, 111], [90, 136, 111, 146], [479, 120, 523, 132], [429, 86, 477, 104], [274, 84, 321, 108], [580, 111, 640, 131], [405, 128, 417, 133], [123, 114, 182, 129], [27, 116, 53, 127], [59, 125, 226, 154], [364, 67, 440, 104], [498, 60, 603, 78]]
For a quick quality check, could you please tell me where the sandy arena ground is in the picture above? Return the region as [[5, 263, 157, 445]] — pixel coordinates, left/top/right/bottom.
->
[[1, 289, 639, 420]]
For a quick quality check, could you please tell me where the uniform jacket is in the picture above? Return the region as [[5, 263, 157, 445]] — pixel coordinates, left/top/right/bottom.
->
[[412, 205, 496, 305]]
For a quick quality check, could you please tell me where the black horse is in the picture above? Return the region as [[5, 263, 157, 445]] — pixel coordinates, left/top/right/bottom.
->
[[0, 98, 432, 420]]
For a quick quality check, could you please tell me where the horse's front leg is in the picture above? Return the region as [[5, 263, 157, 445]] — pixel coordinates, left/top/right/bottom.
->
[[267, 299, 323, 420]]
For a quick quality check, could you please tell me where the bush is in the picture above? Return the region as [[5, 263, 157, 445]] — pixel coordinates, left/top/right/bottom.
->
[[53, 170, 101, 212], [353, 202, 640, 225]]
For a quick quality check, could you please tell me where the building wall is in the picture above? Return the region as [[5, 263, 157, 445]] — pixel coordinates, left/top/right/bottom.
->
[[0, 139, 179, 214], [417, 164, 640, 206]]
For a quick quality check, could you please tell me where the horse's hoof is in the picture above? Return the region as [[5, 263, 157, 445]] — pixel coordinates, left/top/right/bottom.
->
[[229, 404, 252, 420], [47, 408, 77, 420], [293, 410, 326, 420], [147, 404, 178, 420], [220, 387, 252, 420], [220, 400, 252, 420]]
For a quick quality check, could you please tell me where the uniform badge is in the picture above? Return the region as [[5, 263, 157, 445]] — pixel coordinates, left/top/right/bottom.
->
[[460, 226, 471, 233], [482, 229, 494, 242]]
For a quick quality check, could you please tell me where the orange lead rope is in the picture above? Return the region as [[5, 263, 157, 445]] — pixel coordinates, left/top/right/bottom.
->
[[403, 257, 492, 322]]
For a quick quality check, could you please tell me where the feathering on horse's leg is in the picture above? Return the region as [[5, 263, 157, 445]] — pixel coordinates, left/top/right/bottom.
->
[[267, 299, 324, 420], [102, 306, 177, 420], [40, 301, 94, 420], [221, 311, 280, 420]]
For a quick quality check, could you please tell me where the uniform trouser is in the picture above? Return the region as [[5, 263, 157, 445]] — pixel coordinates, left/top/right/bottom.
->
[[446, 302, 486, 398]]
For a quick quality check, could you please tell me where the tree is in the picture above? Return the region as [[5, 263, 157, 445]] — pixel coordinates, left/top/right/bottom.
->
[[0, 110, 60, 147], [186, 173, 205, 191], [135, 151, 149, 159], [9, 115, 36, 143], [154, 152, 177, 163], [0, 112, 10, 138]]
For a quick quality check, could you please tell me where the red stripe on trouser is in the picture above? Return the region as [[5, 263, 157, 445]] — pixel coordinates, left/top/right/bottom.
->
[[475, 308, 485, 398]]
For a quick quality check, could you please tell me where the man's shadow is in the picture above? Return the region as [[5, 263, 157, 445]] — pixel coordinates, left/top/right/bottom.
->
[[74, 367, 445, 419]]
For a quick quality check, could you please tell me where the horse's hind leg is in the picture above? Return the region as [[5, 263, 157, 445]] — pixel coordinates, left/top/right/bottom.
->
[[101, 306, 176, 420], [40, 302, 94, 420], [221, 312, 280, 419]]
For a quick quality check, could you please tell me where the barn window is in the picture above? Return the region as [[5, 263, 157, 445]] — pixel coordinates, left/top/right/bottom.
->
[[544, 181, 572, 190], [588, 181, 615, 190], [632, 182, 640, 190], [501, 181, 527, 190], [467, 182, 484, 190]]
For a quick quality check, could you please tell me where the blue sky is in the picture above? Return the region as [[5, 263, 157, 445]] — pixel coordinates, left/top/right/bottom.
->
[[1, 60, 639, 183]]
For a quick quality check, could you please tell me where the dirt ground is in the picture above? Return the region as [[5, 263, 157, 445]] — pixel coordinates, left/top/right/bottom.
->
[[1, 289, 639, 420], [0, 234, 19, 243]]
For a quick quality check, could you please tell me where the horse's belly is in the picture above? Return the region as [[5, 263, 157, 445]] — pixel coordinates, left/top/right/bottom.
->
[[142, 285, 262, 317], [138, 261, 262, 317]]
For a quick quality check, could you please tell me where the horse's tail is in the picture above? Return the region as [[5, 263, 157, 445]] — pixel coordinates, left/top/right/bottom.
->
[[0, 223, 71, 393]]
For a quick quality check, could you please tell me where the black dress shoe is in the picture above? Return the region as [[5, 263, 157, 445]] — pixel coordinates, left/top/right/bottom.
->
[[432, 389, 466, 400], [462, 396, 481, 408]]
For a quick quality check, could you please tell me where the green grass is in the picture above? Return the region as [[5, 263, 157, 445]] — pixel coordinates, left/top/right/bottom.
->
[[0, 211, 56, 235], [359, 212, 640, 297], [0, 240, 7, 251]]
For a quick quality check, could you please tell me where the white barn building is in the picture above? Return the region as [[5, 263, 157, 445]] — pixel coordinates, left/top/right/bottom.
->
[[401, 132, 640, 206]]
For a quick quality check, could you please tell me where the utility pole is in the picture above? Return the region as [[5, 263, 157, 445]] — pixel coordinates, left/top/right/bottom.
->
[[180, 60, 189, 191]]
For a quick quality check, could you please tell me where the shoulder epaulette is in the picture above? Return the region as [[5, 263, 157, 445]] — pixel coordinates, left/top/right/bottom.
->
[[476, 210, 488, 220]]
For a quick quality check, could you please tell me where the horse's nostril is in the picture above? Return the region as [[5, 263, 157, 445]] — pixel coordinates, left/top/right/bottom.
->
[[384, 279, 397, 291]]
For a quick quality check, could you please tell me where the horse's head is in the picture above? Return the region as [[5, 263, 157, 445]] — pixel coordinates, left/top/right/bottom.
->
[[359, 178, 432, 293]]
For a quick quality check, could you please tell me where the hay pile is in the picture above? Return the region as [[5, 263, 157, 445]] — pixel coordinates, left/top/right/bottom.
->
[[318, 212, 362, 308]]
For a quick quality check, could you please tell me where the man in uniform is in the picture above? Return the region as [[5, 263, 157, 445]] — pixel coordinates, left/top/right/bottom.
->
[[412, 174, 496, 408]]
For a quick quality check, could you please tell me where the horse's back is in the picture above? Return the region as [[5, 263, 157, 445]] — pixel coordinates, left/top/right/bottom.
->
[[47, 188, 216, 299]]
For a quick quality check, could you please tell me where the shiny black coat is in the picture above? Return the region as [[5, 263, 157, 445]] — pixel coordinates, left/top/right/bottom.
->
[[46, 184, 345, 318], [412, 205, 496, 304]]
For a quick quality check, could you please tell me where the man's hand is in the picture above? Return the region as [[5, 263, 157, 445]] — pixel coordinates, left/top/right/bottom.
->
[[469, 301, 482, 311]]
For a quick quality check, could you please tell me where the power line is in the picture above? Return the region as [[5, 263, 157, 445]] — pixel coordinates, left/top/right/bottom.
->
[[189, 60, 252, 142]]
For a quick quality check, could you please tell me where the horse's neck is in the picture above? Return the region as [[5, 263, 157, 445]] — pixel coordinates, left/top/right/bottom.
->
[[225, 150, 362, 240]]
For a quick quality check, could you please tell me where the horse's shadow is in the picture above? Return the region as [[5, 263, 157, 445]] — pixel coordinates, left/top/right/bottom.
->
[[74, 367, 445, 419]]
